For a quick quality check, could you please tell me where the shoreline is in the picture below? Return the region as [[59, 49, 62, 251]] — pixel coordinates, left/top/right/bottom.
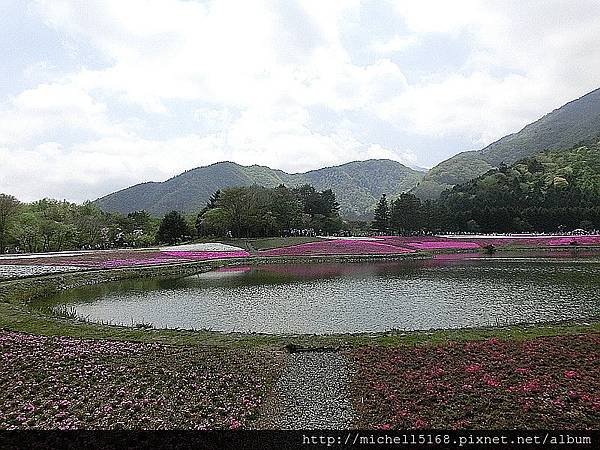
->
[[0, 248, 599, 347]]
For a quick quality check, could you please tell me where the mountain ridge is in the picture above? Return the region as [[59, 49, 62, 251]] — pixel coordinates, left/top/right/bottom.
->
[[94, 159, 424, 218], [412, 87, 600, 199]]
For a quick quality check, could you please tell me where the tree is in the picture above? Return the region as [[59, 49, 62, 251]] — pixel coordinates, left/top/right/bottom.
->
[[390, 193, 422, 234], [372, 194, 390, 233], [196, 191, 222, 236], [271, 185, 303, 233], [0, 194, 20, 253], [292, 185, 342, 234], [73, 202, 106, 249], [217, 187, 256, 238], [13, 211, 41, 253], [200, 208, 230, 236], [157, 211, 189, 244]]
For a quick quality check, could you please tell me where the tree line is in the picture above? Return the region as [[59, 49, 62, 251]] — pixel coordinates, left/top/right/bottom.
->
[[371, 149, 600, 234], [3, 146, 598, 254], [0, 195, 160, 254], [0, 184, 344, 252], [194, 184, 343, 240]]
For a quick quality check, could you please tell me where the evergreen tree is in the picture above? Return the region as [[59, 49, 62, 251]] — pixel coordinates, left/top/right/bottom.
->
[[372, 194, 390, 232], [196, 190, 221, 236], [157, 211, 189, 244], [390, 193, 422, 234]]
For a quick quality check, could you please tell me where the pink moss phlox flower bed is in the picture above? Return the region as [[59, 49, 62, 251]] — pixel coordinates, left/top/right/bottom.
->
[[161, 251, 250, 260], [258, 239, 414, 257], [0, 331, 282, 430], [545, 236, 600, 246], [93, 250, 250, 268], [446, 235, 600, 248], [380, 234, 600, 250], [0, 251, 178, 269], [378, 236, 481, 251], [0, 250, 250, 270], [349, 333, 600, 429], [408, 241, 480, 250]]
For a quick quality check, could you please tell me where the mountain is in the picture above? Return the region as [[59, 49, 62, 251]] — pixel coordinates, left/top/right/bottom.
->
[[94, 159, 424, 218], [448, 143, 600, 202], [412, 87, 600, 199], [438, 143, 600, 232]]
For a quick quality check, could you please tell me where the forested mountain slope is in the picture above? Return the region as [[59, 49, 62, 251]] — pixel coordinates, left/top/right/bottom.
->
[[95, 159, 424, 218], [413, 88, 600, 199]]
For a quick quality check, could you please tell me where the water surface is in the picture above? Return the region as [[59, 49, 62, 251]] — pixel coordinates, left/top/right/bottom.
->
[[35, 253, 600, 334]]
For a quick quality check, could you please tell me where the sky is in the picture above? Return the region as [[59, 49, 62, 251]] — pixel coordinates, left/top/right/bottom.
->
[[1, 0, 600, 203]]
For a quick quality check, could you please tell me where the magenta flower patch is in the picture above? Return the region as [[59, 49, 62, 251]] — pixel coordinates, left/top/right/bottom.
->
[[162, 251, 251, 260], [258, 239, 414, 256], [349, 333, 600, 429]]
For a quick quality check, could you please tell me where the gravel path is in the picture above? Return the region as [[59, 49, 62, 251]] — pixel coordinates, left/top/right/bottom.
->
[[259, 351, 355, 429]]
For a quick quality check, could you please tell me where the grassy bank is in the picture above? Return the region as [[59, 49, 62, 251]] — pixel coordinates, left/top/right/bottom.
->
[[0, 251, 598, 348]]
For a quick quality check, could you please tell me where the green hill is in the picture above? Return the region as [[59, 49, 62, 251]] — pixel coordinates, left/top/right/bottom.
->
[[449, 144, 600, 200], [439, 143, 600, 232], [413, 87, 600, 199], [94, 160, 424, 218]]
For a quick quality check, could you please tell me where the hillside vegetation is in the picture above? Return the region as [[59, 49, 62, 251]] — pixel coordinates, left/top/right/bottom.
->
[[369, 143, 600, 234], [413, 87, 600, 199], [440, 143, 600, 232], [95, 160, 424, 219]]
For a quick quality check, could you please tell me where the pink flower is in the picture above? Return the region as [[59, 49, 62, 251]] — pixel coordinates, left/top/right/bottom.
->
[[258, 239, 413, 256], [229, 419, 241, 430], [465, 364, 482, 373], [484, 376, 501, 387], [432, 367, 445, 377], [521, 380, 541, 393], [564, 370, 577, 379], [413, 419, 429, 428]]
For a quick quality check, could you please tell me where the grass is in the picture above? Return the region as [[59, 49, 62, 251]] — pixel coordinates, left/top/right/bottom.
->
[[1, 295, 599, 350]]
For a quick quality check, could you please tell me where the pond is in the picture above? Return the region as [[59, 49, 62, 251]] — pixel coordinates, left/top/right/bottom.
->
[[35, 253, 600, 334]]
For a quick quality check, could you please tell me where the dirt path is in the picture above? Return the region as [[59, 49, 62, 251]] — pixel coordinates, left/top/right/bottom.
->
[[258, 351, 355, 429]]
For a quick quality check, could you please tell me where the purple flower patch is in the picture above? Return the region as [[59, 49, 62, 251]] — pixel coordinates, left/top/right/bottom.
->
[[258, 239, 414, 256]]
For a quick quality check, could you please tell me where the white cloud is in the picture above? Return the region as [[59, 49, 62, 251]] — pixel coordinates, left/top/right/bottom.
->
[[372, 35, 419, 54], [1, 0, 600, 202]]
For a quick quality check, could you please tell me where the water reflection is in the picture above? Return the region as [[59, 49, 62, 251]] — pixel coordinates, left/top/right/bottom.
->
[[34, 252, 600, 334]]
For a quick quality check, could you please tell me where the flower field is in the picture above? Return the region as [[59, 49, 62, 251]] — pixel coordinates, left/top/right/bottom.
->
[[0, 331, 282, 430], [378, 236, 481, 251], [349, 333, 600, 429], [442, 234, 600, 248], [0, 249, 249, 271], [378, 234, 600, 250], [258, 239, 414, 256], [0, 235, 599, 275]]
